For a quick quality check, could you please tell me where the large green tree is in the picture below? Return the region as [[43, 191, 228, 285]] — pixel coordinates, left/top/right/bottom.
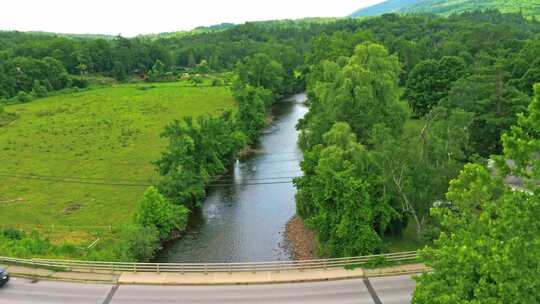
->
[[233, 84, 273, 141], [405, 56, 467, 116], [444, 60, 529, 156], [134, 187, 189, 241], [295, 123, 395, 256], [300, 42, 408, 149], [155, 112, 245, 209], [236, 53, 286, 97], [370, 107, 473, 239], [413, 85, 540, 303]]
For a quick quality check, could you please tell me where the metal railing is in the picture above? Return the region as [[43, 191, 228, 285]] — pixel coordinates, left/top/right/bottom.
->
[[0, 251, 419, 274]]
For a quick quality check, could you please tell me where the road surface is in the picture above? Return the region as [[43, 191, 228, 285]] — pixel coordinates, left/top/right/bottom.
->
[[0, 275, 416, 304]]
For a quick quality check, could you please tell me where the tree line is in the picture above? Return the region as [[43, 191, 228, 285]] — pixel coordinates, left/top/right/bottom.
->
[[295, 9, 540, 256], [0, 21, 313, 102], [294, 10, 539, 303]]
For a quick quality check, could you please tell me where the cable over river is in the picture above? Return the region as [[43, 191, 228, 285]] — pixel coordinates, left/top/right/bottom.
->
[[155, 93, 308, 263]]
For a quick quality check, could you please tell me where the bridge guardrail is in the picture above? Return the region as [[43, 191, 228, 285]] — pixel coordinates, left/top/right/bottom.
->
[[0, 251, 419, 274]]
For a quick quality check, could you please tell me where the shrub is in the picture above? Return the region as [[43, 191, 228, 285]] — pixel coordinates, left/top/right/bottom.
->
[[14, 91, 33, 103], [134, 187, 189, 241], [1, 227, 25, 240], [117, 224, 160, 262], [31, 80, 48, 98], [70, 76, 90, 89]]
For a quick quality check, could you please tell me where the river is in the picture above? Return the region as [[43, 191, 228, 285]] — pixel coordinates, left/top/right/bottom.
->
[[155, 93, 308, 263]]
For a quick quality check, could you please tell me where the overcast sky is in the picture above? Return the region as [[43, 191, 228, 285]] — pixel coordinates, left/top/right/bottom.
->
[[0, 0, 384, 37]]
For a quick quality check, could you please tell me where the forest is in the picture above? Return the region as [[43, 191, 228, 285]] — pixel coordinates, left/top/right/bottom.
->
[[352, 0, 540, 18], [0, 9, 539, 302]]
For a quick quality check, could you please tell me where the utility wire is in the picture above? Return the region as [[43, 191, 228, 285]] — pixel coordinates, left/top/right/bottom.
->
[[0, 173, 296, 188], [0, 171, 301, 184], [0, 173, 151, 187], [0, 171, 153, 183]]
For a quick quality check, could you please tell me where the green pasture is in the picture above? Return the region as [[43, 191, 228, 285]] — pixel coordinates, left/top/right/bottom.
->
[[0, 82, 235, 243]]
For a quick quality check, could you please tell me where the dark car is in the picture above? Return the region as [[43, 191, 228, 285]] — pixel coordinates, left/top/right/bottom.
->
[[0, 268, 9, 287]]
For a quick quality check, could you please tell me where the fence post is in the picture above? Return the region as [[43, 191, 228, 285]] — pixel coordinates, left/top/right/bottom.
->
[[133, 263, 137, 273], [204, 264, 208, 275], [157, 264, 160, 274]]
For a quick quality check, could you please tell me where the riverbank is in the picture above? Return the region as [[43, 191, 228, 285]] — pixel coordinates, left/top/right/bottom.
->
[[155, 93, 308, 263], [285, 216, 319, 260]]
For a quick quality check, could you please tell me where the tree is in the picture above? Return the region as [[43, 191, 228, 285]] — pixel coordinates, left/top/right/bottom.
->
[[370, 107, 473, 239], [444, 61, 529, 156], [306, 30, 375, 66], [155, 112, 246, 209], [233, 84, 273, 140], [147, 59, 167, 82], [41, 57, 70, 90], [405, 56, 467, 116], [0, 66, 16, 98], [236, 53, 285, 97], [413, 85, 540, 303], [300, 42, 408, 149], [117, 224, 160, 262], [187, 51, 196, 68], [5, 56, 69, 93], [112, 61, 127, 81], [31, 80, 48, 98], [386, 37, 423, 84], [519, 59, 540, 95], [196, 59, 209, 74], [499, 84, 540, 182], [404, 59, 439, 116], [295, 123, 395, 256], [134, 187, 189, 241], [76, 63, 88, 75]]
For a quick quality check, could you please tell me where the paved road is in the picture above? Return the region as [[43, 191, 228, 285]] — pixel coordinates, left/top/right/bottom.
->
[[0, 275, 415, 304]]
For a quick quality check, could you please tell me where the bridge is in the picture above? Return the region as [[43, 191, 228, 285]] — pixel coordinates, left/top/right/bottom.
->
[[0, 252, 427, 303]]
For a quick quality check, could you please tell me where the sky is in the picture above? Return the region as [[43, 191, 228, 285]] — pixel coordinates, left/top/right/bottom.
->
[[0, 0, 385, 37]]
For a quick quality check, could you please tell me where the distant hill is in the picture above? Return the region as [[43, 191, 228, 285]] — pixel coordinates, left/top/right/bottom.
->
[[351, 0, 422, 17], [351, 0, 540, 18]]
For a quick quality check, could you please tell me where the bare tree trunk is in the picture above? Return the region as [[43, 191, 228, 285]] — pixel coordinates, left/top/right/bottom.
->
[[392, 170, 423, 240]]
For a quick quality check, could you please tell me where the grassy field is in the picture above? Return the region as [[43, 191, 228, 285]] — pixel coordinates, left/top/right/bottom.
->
[[0, 82, 235, 244]]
